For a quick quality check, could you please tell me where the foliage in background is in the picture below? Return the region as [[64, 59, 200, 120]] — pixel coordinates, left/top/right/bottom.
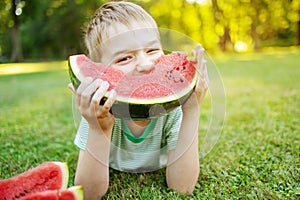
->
[[0, 0, 105, 61], [141, 0, 300, 51], [0, 0, 299, 62]]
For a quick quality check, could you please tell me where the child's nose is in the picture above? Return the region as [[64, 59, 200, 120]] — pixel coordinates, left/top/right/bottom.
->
[[136, 53, 154, 73]]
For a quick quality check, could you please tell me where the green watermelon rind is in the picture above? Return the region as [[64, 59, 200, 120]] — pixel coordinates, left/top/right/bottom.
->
[[54, 161, 69, 190], [110, 89, 194, 119], [68, 62, 81, 89], [69, 186, 84, 200], [68, 55, 197, 119]]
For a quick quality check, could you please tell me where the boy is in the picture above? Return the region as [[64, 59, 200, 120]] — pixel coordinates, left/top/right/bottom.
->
[[68, 1, 208, 199]]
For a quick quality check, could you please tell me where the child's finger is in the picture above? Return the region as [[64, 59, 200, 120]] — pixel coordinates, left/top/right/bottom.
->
[[68, 83, 75, 93], [79, 79, 103, 111], [203, 62, 209, 86], [196, 60, 209, 88], [192, 44, 205, 74], [200, 59, 207, 74], [76, 77, 93, 107], [196, 46, 205, 67], [77, 77, 93, 94], [100, 89, 117, 116], [192, 44, 200, 59], [90, 81, 109, 112]]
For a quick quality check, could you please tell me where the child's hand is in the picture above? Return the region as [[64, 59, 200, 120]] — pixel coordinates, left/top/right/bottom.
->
[[68, 77, 116, 136], [193, 44, 209, 103], [182, 44, 209, 111]]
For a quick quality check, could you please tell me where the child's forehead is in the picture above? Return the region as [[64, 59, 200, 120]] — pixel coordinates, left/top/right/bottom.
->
[[105, 20, 158, 39], [101, 21, 160, 49], [103, 29, 160, 50]]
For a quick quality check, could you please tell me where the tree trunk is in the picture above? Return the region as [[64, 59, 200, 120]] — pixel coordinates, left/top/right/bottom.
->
[[251, 20, 260, 51], [250, 0, 260, 51], [11, 0, 23, 62], [298, 4, 300, 45], [211, 0, 231, 52], [219, 26, 232, 51]]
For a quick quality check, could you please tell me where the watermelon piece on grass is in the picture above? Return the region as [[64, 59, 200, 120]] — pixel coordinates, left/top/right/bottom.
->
[[18, 186, 83, 200], [0, 162, 69, 200], [68, 52, 198, 119]]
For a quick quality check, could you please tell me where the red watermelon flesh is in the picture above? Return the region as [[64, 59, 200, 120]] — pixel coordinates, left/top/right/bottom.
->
[[0, 162, 68, 200], [70, 52, 197, 102], [18, 186, 83, 200], [72, 55, 126, 91], [121, 53, 196, 100]]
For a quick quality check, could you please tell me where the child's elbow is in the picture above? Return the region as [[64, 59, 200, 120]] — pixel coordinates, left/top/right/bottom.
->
[[166, 167, 199, 196], [167, 183, 197, 196], [75, 176, 109, 200], [173, 177, 199, 195]]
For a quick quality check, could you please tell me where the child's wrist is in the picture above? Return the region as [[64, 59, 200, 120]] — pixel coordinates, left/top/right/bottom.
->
[[182, 102, 200, 114], [182, 107, 200, 117], [86, 129, 111, 165], [89, 124, 113, 140], [87, 127, 111, 149]]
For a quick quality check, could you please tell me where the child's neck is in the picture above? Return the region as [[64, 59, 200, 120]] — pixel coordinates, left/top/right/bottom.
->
[[126, 120, 150, 137]]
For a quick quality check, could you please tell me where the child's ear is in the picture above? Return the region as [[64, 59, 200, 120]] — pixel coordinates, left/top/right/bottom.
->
[[68, 83, 76, 94]]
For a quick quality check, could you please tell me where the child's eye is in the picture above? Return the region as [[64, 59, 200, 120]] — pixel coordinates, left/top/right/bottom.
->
[[146, 48, 160, 54], [116, 56, 132, 64]]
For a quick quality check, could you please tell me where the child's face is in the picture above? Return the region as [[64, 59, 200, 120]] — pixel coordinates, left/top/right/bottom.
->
[[99, 21, 163, 76]]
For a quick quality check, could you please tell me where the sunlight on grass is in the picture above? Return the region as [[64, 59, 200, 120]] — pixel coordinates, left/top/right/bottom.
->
[[213, 46, 300, 61], [0, 61, 67, 76]]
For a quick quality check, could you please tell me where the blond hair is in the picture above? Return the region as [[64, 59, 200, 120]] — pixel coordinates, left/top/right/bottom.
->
[[84, 1, 158, 61]]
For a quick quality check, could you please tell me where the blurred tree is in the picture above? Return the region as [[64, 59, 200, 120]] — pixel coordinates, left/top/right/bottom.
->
[[20, 0, 103, 59], [249, 0, 261, 51], [11, 0, 24, 62], [0, 0, 104, 61], [211, 0, 232, 51], [297, 0, 300, 45]]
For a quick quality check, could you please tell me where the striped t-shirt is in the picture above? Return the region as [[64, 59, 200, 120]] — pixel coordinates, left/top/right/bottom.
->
[[74, 107, 182, 173]]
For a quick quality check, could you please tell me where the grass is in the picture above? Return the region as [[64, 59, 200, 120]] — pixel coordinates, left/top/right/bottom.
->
[[0, 50, 299, 199]]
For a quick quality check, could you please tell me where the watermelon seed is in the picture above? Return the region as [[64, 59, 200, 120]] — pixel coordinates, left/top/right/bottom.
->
[[50, 171, 58, 179]]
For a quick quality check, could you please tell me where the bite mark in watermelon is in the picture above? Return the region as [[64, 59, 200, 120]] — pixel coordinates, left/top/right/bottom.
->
[[17, 186, 83, 200], [68, 52, 197, 119], [0, 162, 68, 200]]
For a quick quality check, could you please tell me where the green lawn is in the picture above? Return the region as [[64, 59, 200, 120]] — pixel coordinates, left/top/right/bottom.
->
[[0, 50, 299, 199]]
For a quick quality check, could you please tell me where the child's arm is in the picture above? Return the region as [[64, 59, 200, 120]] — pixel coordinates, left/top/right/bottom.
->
[[166, 44, 208, 195], [166, 107, 200, 195], [74, 129, 111, 200], [69, 78, 116, 199]]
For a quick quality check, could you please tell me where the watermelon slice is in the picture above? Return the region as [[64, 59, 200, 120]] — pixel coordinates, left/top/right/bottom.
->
[[18, 186, 83, 200], [0, 162, 69, 200], [68, 52, 197, 119]]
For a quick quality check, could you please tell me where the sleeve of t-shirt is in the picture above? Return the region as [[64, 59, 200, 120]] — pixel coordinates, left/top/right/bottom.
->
[[164, 107, 183, 151], [74, 117, 89, 150]]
